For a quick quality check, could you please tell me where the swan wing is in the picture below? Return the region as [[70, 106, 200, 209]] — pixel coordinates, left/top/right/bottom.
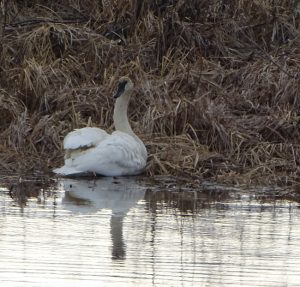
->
[[63, 127, 108, 150], [56, 131, 147, 176]]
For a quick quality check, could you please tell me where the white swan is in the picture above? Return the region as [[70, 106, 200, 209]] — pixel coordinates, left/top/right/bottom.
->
[[53, 76, 147, 176]]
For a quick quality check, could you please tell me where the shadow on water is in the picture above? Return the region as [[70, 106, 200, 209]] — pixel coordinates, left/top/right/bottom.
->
[[57, 177, 236, 260], [4, 176, 300, 261], [4, 175, 300, 214], [1, 175, 300, 286], [5, 177, 54, 208], [61, 177, 147, 260], [3, 175, 238, 262]]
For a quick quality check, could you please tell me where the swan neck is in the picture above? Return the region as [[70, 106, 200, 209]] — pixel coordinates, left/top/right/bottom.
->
[[113, 92, 134, 135]]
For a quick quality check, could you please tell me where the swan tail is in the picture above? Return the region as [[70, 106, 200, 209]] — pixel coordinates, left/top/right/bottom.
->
[[53, 165, 85, 176]]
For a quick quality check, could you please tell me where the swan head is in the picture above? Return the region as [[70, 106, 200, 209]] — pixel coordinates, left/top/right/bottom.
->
[[113, 77, 133, 99]]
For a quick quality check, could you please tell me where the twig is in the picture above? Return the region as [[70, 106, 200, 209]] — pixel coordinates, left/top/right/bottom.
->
[[7, 16, 88, 29]]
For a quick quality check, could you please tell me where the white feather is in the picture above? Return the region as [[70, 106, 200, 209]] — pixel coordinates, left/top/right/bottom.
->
[[57, 131, 147, 176], [53, 165, 85, 176], [54, 77, 147, 177], [63, 127, 108, 149]]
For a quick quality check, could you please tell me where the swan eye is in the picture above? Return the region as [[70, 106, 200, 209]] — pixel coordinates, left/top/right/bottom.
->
[[113, 80, 127, 99]]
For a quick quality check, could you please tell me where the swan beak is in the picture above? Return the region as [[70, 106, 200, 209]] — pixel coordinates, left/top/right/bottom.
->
[[113, 81, 127, 99]]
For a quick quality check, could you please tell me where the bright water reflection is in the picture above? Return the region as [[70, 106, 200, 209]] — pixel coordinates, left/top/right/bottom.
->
[[0, 177, 300, 287]]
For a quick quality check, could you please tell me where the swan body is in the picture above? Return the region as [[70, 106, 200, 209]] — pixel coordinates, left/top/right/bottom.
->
[[63, 127, 108, 150], [54, 77, 147, 177]]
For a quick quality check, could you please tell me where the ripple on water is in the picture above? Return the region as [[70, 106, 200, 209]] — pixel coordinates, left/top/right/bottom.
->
[[0, 177, 299, 287]]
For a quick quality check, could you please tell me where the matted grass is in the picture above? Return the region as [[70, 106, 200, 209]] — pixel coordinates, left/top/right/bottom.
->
[[0, 0, 300, 188]]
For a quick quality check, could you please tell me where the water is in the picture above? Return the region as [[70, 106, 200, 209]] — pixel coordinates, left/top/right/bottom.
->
[[0, 177, 299, 286]]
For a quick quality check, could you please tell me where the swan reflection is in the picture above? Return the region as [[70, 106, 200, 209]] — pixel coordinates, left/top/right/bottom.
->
[[59, 177, 147, 260]]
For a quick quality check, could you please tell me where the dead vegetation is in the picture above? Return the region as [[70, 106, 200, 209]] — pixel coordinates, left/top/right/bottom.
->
[[0, 0, 300, 187]]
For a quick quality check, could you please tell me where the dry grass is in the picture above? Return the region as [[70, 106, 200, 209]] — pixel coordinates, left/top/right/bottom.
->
[[0, 0, 300, 187]]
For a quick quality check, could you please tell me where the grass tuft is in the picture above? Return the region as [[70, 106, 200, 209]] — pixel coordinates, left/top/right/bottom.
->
[[0, 0, 300, 187]]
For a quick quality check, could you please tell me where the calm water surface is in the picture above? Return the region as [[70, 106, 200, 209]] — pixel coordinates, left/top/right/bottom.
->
[[0, 177, 299, 287]]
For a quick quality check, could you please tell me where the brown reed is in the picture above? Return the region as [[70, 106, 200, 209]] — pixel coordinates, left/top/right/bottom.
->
[[0, 0, 300, 187]]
